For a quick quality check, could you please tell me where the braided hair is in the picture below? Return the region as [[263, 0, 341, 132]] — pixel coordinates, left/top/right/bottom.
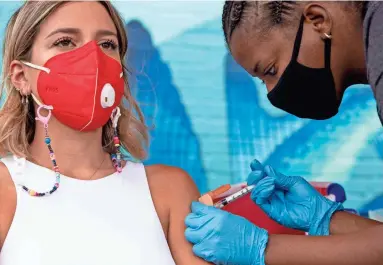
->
[[222, 1, 367, 45], [222, 1, 298, 44]]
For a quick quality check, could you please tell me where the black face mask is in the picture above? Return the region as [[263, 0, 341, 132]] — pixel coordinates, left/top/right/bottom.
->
[[267, 16, 340, 120]]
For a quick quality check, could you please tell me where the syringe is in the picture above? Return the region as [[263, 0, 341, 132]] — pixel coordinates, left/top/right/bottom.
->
[[214, 185, 255, 208]]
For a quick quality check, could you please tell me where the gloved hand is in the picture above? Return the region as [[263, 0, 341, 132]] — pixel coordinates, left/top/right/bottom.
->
[[185, 201, 268, 265], [248, 159, 343, 235]]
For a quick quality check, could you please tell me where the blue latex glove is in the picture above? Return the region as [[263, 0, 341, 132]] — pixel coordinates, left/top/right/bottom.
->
[[248, 159, 344, 235], [185, 202, 268, 265]]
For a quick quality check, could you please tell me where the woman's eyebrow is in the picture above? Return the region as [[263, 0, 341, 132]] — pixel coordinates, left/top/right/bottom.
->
[[45, 28, 117, 39], [45, 27, 81, 39], [95, 29, 118, 39]]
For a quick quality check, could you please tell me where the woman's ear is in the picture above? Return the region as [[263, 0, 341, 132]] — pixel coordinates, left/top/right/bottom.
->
[[9, 60, 31, 95], [303, 3, 333, 36]]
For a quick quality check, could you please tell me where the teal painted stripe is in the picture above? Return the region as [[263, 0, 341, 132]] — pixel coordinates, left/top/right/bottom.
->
[[158, 18, 230, 189]]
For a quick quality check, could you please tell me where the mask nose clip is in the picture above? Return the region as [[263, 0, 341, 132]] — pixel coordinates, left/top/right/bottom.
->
[[100, 83, 116, 108]]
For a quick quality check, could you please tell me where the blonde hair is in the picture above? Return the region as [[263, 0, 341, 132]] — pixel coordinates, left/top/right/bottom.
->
[[0, 1, 148, 160]]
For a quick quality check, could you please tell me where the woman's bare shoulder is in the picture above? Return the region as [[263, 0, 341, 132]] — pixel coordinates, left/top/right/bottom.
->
[[145, 164, 200, 204], [0, 161, 13, 190]]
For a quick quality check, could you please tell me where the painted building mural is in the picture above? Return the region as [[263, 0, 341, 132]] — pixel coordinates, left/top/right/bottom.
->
[[0, 1, 382, 215]]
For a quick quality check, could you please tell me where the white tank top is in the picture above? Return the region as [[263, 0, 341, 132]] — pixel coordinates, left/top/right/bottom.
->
[[0, 155, 176, 265]]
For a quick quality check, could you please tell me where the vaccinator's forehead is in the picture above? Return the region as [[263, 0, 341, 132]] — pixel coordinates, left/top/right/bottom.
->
[[228, 27, 280, 76], [229, 27, 255, 70]]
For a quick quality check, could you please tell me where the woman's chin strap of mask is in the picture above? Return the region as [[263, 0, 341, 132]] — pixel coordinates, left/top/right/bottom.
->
[[30, 93, 48, 108]]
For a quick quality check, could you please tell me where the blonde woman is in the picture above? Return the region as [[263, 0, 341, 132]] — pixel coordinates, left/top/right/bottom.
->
[[0, 1, 209, 264]]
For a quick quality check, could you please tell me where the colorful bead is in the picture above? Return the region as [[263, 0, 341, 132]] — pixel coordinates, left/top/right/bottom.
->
[[111, 126, 123, 173], [22, 125, 61, 197]]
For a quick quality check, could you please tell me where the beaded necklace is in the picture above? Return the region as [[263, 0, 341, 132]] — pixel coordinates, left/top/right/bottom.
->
[[22, 102, 123, 197]]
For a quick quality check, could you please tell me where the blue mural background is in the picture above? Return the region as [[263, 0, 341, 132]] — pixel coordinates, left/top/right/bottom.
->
[[0, 1, 382, 215]]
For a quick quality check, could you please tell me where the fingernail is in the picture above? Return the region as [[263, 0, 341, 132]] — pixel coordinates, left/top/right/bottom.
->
[[250, 159, 263, 171]]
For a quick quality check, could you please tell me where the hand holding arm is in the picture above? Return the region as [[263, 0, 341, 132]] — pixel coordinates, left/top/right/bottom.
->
[[185, 202, 268, 265]]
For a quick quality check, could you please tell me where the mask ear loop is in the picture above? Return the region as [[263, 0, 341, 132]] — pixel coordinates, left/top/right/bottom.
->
[[110, 107, 122, 173], [22, 98, 61, 197]]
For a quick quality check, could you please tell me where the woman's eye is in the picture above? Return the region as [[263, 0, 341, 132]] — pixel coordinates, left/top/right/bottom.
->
[[53, 37, 75, 48], [100, 40, 118, 51]]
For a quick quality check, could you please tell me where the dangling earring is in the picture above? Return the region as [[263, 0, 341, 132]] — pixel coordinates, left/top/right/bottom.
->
[[17, 87, 24, 104], [110, 107, 122, 173], [18, 85, 30, 107], [21, 95, 29, 106], [322, 33, 332, 40]]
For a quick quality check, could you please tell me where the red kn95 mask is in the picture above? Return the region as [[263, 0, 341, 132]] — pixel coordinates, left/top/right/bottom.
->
[[22, 41, 125, 131]]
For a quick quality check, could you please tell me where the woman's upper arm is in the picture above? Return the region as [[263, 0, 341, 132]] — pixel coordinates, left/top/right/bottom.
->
[[0, 162, 16, 250], [164, 167, 212, 265]]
